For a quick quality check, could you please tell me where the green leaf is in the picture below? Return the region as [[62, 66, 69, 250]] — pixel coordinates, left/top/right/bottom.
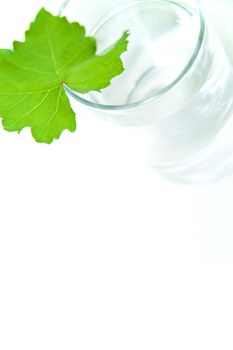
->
[[0, 8, 129, 144]]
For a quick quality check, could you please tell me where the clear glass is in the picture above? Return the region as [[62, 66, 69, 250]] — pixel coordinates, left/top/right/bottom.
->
[[61, 0, 233, 184]]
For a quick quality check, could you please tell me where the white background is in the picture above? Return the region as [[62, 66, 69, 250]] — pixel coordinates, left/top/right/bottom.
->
[[0, 0, 233, 349]]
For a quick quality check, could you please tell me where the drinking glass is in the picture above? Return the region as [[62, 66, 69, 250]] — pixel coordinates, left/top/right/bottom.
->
[[61, 0, 233, 184]]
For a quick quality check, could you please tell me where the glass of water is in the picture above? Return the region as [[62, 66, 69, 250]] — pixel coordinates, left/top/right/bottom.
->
[[61, 0, 233, 184]]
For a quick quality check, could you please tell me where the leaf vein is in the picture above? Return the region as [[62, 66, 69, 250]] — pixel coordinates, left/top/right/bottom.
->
[[58, 40, 94, 72], [0, 86, 58, 96], [1, 96, 28, 112], [7, 88, 56, 128], [3, 56, 52, 75], [36, 86, 63, 139], [46, 28, 59, 77]]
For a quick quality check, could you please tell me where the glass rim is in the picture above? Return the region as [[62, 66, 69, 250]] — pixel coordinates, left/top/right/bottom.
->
[[61, 0, 206, 111]]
